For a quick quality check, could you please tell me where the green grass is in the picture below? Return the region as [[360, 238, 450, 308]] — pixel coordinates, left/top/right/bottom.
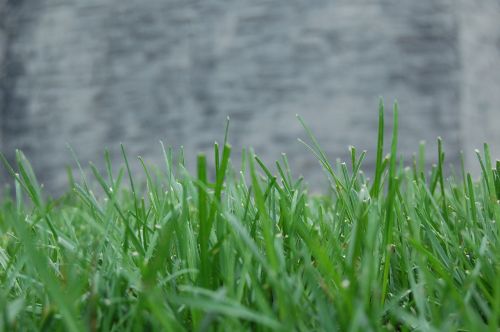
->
[[1, 102, 500, 331]]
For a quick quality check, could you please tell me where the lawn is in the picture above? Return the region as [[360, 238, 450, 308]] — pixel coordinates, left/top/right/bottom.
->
[[1, 102, 499, 331]]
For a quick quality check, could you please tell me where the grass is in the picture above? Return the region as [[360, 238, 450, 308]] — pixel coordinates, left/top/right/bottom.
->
[[1, 101, 500, 331]]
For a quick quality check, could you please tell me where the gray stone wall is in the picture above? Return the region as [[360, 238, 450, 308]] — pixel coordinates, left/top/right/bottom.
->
[[0, 0, 499, 194], [459, 0, 500, 174], [0, 0, 7, 156]]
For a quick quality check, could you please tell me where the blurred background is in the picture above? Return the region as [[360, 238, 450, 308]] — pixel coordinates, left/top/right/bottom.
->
[[1, 0, 500, 194]]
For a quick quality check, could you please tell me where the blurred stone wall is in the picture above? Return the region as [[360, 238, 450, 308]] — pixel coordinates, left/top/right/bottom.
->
[[0, 0, 7, 155], [459, 0, 500, 169], [0, 0, 499, 194]]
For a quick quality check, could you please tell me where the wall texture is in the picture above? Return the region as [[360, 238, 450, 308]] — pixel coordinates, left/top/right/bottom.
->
[[458, 0, 500, 168], [0, 0, 7, 156], [0, 0, 499, 193]]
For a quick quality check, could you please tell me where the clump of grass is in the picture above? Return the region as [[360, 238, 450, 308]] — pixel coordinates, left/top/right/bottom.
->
[[1, 102, 500, 331]]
